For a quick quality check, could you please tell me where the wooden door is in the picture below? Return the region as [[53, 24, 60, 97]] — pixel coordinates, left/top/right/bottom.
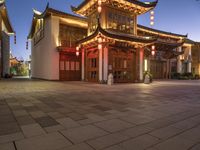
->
[[86, 50, 99, 82], [150, 60, 165, 79], [60, 52, 81, 81], [110, 50, 135, 83]]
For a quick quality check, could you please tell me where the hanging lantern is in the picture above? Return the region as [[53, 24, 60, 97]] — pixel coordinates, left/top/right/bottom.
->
[[151, 45, 155, 50], [98, 0, 102, 13], [26, 41, 28, 50], [76, 51, 80, 56], [151, 45, 155, 56], [76, 45, 80, 56], [150, 10, 155, 26], [151, 50, 155, 56], [76, 46, 79, 51], [14, 34, 16, 44], [98, 6, 102, 13], [98, 43, 102, 50], [98, 37, 102, 43], [98, 0, 102, 6], [150, 10, 154, 15]]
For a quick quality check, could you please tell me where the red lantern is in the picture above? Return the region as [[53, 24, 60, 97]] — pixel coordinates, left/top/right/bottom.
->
[[26, 41, 28, 50], [14, 34, 16, 44]]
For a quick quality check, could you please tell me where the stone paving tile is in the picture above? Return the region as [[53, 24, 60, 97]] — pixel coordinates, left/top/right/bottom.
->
[[118, 134, 160, 150], [60, 125, 108, 144], [16, 115, 36, 126], [12, 110, 29, 117], [149, 126, 183, 140], [177, 126, 200, 142], [153, 136, 196, 150], [94, 119, 133, 133], [0, 142, 15, 150], [16, 132, 72, 150], [29, 110, 47, 118], [35, 116, 59, 128], [0, 122, 21, 136], [120, 114, 155, 125], [87, 133, 129, 150], [60, 143, 94, 150], [190, 144, 200, 150], [66, 112, 88, 121], [103, 145, 124, 150], [47, 112, 65, 119], [21, 123, 46, 137], [44, 125, 64, 133], [119, 125, 152, 138], [143, 118, 175, 130], [86, 113, 106, 122], [0, 115, 16, 124], [56, 118, 80, 129], [0, 132, 24, 144], [171, 118, 199, 130]]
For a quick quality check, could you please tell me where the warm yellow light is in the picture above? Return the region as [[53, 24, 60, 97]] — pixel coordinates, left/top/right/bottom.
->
[[144, 59, 148, 71], [98, 6, 102, 13], [151, 50, 155, 56], [98, 0, 102, 6], [150, 11, 154, 15], [76, 46, 79, 51], [98, 37, 102, 43], [98, 44, 102, 50], [150, 21, 154, 26], [76, 51, 80, 56], [151, 45, 155, 50], [60, 18, 87, 28]]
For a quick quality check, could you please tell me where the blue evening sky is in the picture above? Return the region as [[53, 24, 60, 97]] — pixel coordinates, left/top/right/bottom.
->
[[5, 0, 200, 60]]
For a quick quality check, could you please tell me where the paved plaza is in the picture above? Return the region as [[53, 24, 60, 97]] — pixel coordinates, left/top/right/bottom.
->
[[0, 79, 200, 150]]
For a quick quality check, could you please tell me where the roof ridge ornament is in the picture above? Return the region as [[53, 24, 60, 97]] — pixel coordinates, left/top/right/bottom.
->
[[33, 9, 42, 15], [0, 0, 5, 4]]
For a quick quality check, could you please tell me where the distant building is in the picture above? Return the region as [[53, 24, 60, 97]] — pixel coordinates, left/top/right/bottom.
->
[[0, 1, 15, 78], [28, 1, 194, 82]]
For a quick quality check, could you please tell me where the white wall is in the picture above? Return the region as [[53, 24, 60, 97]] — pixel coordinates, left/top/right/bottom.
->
[[31, 16, 60, 80]]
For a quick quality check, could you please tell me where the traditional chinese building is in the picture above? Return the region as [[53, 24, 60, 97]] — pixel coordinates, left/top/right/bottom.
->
[[0, 0, 15, 79], [28, 1, 194, 83], [192, 42, 200, 76]]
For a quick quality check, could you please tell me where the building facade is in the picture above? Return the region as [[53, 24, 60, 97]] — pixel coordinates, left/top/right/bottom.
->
[[0, 1, 15, 79], [192, 43, 200, 76], [28, 0, 195, 83]]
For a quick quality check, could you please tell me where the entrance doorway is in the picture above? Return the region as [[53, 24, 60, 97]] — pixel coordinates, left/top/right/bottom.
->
[[110, 49, 135, 83], [59, 52, 81, 81]]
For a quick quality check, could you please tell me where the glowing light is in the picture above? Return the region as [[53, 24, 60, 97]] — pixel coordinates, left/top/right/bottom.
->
[[76, 46, 80, 51], [150, 10, 155, 26], [144, 59, 148, 71], [98, 0, 102, 6], [150, 16, 154, 20], [150, 11, 154, 15], [151, 45, 155, 50], [76, 51, 80, 56], [98, 6, 102, 13], [98, 37, 102, 43], [151, 50, 155, 56], [98, 44, 102, 50]]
